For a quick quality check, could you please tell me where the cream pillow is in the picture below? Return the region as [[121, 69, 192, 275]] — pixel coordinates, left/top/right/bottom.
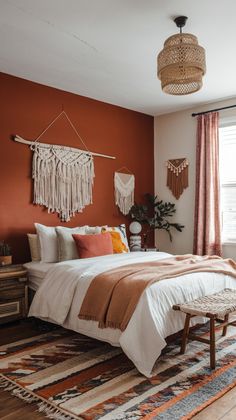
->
[[27, 234, 41, 262], [56, 226, 88, 261], [35, 223, 58, 263], [85, 226, 107, 235], [85, 226, 101, 235]]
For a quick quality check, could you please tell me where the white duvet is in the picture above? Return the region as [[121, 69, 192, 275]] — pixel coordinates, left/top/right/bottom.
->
[[29, 251, 236, 376]]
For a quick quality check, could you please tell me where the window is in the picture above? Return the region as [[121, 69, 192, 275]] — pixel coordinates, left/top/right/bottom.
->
[[219, 124, 236, 242]]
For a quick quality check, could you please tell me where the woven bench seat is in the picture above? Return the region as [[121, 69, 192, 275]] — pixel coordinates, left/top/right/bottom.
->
[[173, 289, 236, 369], [174, 288, 236, 318]]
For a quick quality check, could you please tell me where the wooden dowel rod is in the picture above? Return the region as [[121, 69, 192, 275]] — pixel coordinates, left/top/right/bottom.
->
[[13, 135, 116, 160], [188, 334, 210, 344], [214, 320, 230, 329]]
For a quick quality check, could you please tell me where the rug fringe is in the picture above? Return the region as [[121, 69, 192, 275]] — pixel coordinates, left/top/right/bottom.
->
[[12, 387, 39, 403], [0, 375, 80, 420], [38, 402, 78, 420]]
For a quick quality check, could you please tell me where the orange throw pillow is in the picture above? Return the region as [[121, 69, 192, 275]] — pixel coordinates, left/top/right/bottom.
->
[[101, 227, 129, 253], [72, 232, 113, 259], [103, 230, 127, 253]]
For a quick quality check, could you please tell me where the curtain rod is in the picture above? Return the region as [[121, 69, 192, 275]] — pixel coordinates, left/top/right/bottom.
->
[[192, 104, 236, 117]]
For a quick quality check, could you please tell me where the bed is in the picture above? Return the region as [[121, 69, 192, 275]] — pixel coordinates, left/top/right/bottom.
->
[[28, 251, 236, 377], [24, 261, 56, 291]]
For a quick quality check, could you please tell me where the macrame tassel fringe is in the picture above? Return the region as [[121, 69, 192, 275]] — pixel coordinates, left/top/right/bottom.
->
[[32, 145, 95, 222], [114, 172, 135, 215], [115, 188, 134, 216], [166, 158, 189, 199]]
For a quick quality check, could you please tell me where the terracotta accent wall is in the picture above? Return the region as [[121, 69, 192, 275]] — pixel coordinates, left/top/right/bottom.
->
[[0, 72, 154, 263]]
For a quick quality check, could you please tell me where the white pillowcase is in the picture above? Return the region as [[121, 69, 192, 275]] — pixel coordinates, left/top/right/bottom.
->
[[35, 223, 58, 263], [35, 223, 129, 262], [35, 223, 89, 263], [56, 226, 87, 261]]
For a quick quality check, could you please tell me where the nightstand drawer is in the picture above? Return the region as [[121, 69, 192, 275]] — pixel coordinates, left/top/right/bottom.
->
[[0, 264, 28, 325], [0, 298, 26, 324], [0, 301, 20, 318], [0, 287, 25, 300]]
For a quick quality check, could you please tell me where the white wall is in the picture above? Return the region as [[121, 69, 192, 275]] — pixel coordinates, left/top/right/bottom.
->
[[154, 97, 236, 258]]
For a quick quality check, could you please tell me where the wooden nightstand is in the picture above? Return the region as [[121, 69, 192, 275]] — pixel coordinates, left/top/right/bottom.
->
[[0, 265, 28, 325]]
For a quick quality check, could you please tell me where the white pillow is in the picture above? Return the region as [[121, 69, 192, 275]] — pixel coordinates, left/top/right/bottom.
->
[[35, 223, 58, 263], [56, 226, 87, 261], [27, 234, 41, 262]]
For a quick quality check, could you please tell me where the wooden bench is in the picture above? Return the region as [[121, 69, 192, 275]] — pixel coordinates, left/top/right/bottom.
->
[[173, 289, 236, 369]]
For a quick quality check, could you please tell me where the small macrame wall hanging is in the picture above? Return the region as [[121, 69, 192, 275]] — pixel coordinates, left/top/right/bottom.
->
[[166, 158, 189, 199], [14, 110, 115, 221], [114, 168, 135, 215]]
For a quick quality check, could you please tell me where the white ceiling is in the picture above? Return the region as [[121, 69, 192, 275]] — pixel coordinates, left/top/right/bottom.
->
[[1, 0, 236, 116]]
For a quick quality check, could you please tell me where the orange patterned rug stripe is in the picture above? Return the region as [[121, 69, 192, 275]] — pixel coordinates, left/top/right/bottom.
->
[[37, 353, 129, 398]]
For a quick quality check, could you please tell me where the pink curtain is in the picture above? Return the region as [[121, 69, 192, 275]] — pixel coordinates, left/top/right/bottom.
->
[[193, 112, 222, 256]]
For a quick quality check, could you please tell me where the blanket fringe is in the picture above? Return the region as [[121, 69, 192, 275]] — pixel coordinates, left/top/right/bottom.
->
[[78, 315, 124, 331], [78, 314, 98, 322], [101, 320, 124, 331], [0, 375, 80, 420]]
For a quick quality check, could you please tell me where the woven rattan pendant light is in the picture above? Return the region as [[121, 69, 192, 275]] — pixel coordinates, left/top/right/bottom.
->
[[157, 16, 206, 95]]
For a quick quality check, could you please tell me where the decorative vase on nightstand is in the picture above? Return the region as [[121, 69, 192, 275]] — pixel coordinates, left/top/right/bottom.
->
[[0, 255, 12, 266], [0, 241, 12, 266], [129, 221, 142, 251]]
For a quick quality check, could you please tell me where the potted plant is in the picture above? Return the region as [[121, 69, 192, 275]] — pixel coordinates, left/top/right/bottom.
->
[[0, 241, 12, 266], [129, 193, 184, 247]]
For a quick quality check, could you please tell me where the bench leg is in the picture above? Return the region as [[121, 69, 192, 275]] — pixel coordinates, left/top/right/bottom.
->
[[222, 314, 229, 336], [210, 317, 216, 369], [180, 314, 191, 354]]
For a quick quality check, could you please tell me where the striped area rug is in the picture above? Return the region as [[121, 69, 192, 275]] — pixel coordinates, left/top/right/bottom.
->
[[1, 326, 236, 420]]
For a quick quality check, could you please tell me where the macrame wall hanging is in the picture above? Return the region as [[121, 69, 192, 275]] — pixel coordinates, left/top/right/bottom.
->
[[166, 158, 189, 199], [114, 168, 135, 215], [14, 110, 115, 222], [31, 144, 94, 222]]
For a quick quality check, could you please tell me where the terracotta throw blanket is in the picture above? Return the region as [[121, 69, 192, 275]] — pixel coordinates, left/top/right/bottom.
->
[[78, 255, 236, 331]]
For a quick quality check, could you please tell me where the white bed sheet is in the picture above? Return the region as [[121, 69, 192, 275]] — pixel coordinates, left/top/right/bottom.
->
[[24, 261, 56, 291], [29, 252, 236, 377]]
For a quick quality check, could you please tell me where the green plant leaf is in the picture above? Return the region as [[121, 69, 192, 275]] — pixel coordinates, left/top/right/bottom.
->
[[128, 193, 184, 242]]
